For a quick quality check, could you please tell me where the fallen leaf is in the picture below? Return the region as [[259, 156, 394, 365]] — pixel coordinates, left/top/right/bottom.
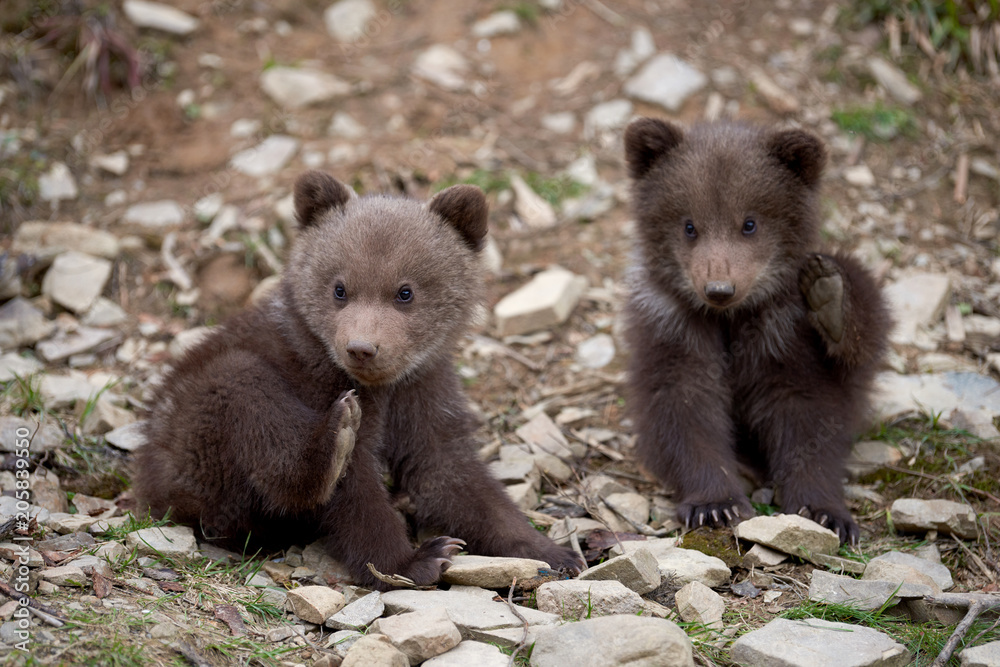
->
[[158, 581, 185, 593], [214, 604, 247, 637], [93, 572, 112, 599]]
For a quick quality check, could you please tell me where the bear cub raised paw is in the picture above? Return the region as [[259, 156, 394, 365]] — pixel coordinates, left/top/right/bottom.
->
[[622, 119, 891, 544], [133, 172, 583, 587]]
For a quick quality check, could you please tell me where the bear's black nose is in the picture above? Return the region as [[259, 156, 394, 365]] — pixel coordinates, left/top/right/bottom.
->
[[704, 281, 735, 303], [346, 340, 378, 361]]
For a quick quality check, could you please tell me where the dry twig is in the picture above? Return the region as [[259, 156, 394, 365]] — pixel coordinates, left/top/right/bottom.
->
[[505, 577, 530, 667], [926, 593, 1000, 667]]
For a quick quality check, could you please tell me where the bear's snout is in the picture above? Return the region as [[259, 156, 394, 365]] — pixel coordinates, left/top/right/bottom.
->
[[346, 339, 378, 361], [704, 281, 735, 304]]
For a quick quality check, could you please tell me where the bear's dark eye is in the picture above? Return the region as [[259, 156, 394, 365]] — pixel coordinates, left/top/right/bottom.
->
[[742, 218, 757, 235], [334, 283, 347, 300], [396, 286, 413, 303], [684, 220, 697, 238]]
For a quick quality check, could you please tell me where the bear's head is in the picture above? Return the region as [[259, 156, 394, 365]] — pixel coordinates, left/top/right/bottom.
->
[[624, 118, 826, 313], [287, 171, 488, 385]]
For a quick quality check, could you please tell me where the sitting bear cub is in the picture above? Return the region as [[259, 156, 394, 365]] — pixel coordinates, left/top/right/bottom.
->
[[133, 172, 583, 587], [622, 119, 890, 544]]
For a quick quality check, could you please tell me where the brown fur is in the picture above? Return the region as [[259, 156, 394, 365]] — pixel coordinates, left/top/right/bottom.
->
[[132, 172, 583, 588], [622, 119, 890, 544]]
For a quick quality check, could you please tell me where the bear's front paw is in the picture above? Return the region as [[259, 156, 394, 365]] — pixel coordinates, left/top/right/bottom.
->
[[800, 254, 845, 344], [794, 505, 859, 545], [329, 390, 361, 489], [402, 536, 466, 586], [677, 497, 754, 530]]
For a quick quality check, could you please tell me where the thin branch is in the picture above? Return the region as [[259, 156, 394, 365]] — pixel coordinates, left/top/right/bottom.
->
[[505, 577, 530, 667], [925, 593, 1000, 667]]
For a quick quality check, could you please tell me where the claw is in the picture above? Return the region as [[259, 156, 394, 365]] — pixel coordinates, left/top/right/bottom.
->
[[818, 514, 828, 526], [711, 509, 720, 524], [722, 508, 733, 523], [731, 504, 742, 518], [797, 506, 809, 517], [834, 526, 841, 539], [697, 513, 705, 527], [684, 515, 691, 530]]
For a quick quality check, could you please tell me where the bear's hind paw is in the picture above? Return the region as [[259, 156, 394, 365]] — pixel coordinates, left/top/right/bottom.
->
[[796, 505, 859, 545]]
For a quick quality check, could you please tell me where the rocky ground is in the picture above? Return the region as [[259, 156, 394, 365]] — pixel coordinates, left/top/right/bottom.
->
[[1, 0, 1000, 665]]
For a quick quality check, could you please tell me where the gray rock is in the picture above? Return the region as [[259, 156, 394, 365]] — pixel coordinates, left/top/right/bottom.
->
[[231, 135, 300, 177], [891, 498, 978, 539], [81, 298, 128, 327], [412, 45, 469, 91], [370, 606, 461, 664], [105, 421, 147, 451], [494, 267, 587, 337], [89, 517, 130, 537], [0, 297, 56, 349], [734, 514, 840, 558], [123, 0, 199, 34], [960, 640, 1000, 667], [472, 11, 520, 38], [675, 581, 725, 630], [13, 221, 120, 260], [536, 579, 642, 619], [874, 372, 1000, 440], [575, 334, 616, 369], [868, 57, 922, 105], [125, 525, 197, 558], [329, 112, 367, 139], [731, 617, 911, 667], [515, 412, 578, 459], [441, 555, 547, 588], [327, 629, 364, 656], [36, 326, 116, 363], [614, 27, 656, 77], [0, 256, 20, 301], [342, 634, 409, 667], [423, 640, 508, 667], [90, 151, 129, 176], [843, 164, 876, 187], [38, 162, 78, 202], [40, 565, 87, 587], [124, 200, 185, 230], [808, 570, 934, 610], [624, 53, 706, 112], [530, 615, 694, 667], [39, 373, 99, 409], [743, 544, 788, 568], [654, 547, 731, 588], [287, 586, 346, 624], [324, 0, 377, 42], [847, 441, 903, 477], [65, 554, 113, 578], [608, 537, 679, 559], [541, 112, 575, 134], [259, 68, 350, 110], [510, 173, 556, 229], [381, 589, 558, 644], [810, 552, 867, 575], [865, 551, 953, 591], [0, 353, 43, 383], [45, 512, 99, 534], [883, 272, 951, 345], [578, 547, 661, 594], [583, 99, 633, 140], [81, 396, 136, 435], [0, 542, 44, 567], [326, 591, 383, 630]]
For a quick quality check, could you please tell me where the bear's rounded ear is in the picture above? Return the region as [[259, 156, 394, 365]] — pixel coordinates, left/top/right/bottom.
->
[[623, 118, 685, 179], [294, 171, 356, 227], [428, 184, 489, 251], [767, 129, 827, 188]]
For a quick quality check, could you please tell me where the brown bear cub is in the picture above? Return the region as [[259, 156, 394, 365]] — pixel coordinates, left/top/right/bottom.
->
[[622, 119, 890, 544], [133, 172, 583, 588]]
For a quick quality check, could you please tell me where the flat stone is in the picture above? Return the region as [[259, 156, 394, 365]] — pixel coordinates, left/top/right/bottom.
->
[[862, 560, 942, 595], [0, 416, 63, 452], [536, 579, 642, 620], [38, 162, 78, 202], [0, 543, 43, 567], [734, 514, 840, 558], [81, 298, 127, 328], [540, 112, 575, 135], [329, 112, 367, 139], [865, 551, 953, 591], [230, 135, 300, 177], [575, 333, 615, 369], [916, 352, 978, 373], [39, 373, 99, 409], [578, 548, 661, 594], [423, 640, 508, 667], [82, 396, 136, 435], [809, 570, 935, 610], [90, 151, 129, 176], [868, 57, 922, 105], [675, 581, 725, 630], [883, 272, 951, 345], [45, 513, 98, 534], [847, 440, 903, 477], [124, 200, 185, 230], [548, 517, 607, 546], [0, 352, 43, 383], [530, 615, 694, 667], [743, 543, 789, 568], [583, 99, 633, 140], [371, 606, 461, 664], [65, 554, 113, 578], [472, 11, 520, 39], [342, 634, 409, 667], [653, 547, 731, 588], [381, 589, 558, 643], [325, 591, 383, 630], [608, 537, 679, 559], [874, 372, 1000, 440], [749, 68, 800, 115], [494, 267, 587, 337], [105, 421, 147, 451], [123, 0, 199, 34], [412, 45, 469, 91], [960, 641, 1000, 667], [287, 586, 346, 624], [811, 552, 867, 575], [324, 0, 377, 42], [624, 53, 706, 112], [441, 555, 548, 589], [0, 297, 56, 349], [71, 494, 115, 518], [40, 565, 87, 587], [90, 517, 130, 536], [488, 458, 537, 485], [731, 617, 911, 667], [36, 326, 116, 363], [602, 491, 649, 526], [510, 173, 556, 229], [13, 221, 120, 260], [890, 498, 978, 539], [515, 412, 576, 459], [260, 68, 350, 110], [125, 525, 197, 558]]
